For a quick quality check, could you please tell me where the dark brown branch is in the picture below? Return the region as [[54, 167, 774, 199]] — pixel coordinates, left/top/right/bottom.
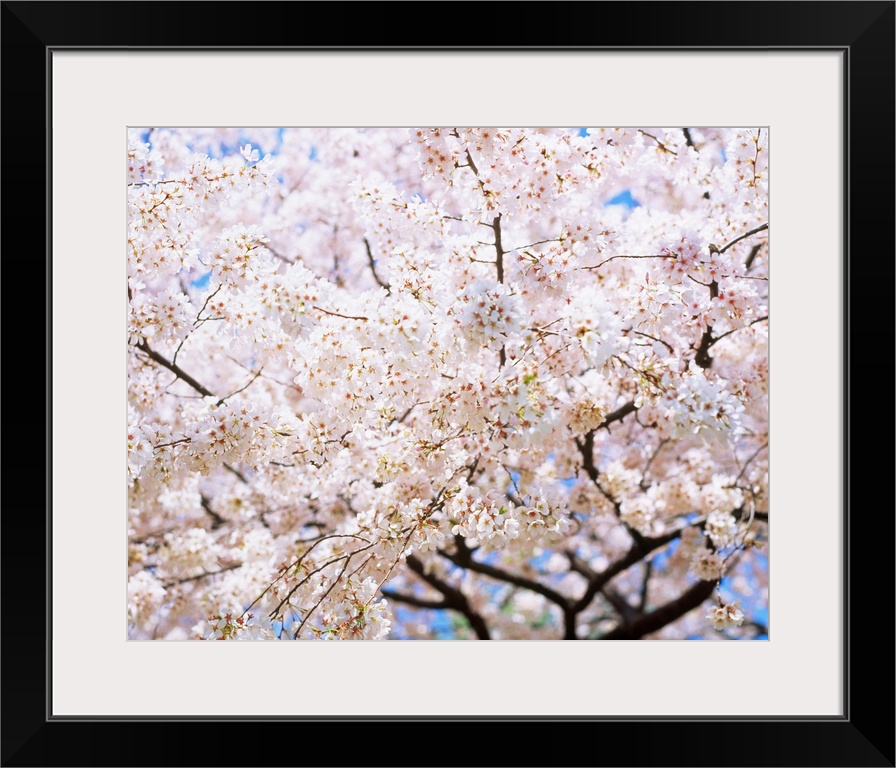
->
[[602, 400, 637, 429], [598, 579, 715, 640], [153, 437, 192, 451], [217, 370, 262, 406], [200, 494, 226, 530], [641, 439, 669, 488], [313, 306, 369, 322], [638, 559, 653, 613], [463, 147, 480, 177], [490, 213, 505, 285], [569, 530, 682, 615], [407, 555, 490, 639], [135, 339, 215, 398], [744, 243, 762, 272], [453, 552, 578, 639], [194, 284, 223, 325], [223, 463, 249, 484], [602, 585, 638, 624], [709, 316, 768, 348], [693, 279, 719, 369], [266, 244, 293, 264], [682, 128, 697, 150], [638, 129, 677, 155], [718, 223, 768, 254], [380, 588, 447, 611], [363, 238, 390, 292], [488, 214, 507, 367], [629, 330, 674, 355], [442, 539, 569, 613], [162, 564, 240, 589], [582, 253, 673, 271]]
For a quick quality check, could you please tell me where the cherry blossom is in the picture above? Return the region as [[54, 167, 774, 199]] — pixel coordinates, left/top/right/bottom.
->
[[127, 127, 769, 640]]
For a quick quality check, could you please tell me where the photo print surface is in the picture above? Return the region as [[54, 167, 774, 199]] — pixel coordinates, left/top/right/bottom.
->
[[127, 127, 769, 641]]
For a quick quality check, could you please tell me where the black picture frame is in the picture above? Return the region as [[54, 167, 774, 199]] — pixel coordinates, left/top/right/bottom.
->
[[4, 2, 892, 766]]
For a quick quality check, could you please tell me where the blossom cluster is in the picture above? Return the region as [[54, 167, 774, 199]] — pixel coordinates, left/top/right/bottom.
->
[[127, 127, 768, 641]]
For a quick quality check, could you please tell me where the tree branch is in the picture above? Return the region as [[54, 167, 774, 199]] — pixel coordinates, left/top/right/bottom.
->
[[489, 213, 506, 367], [602, 400, 637, 429], [135, 339, 215, 399], [162, 564, 240, 589], [708, 316, 768, 348], [717, 223, 768, 254], [693, 279, 719, 369], [442, 539, 569, 614], [582, 253, 673, 271], [598, 579, 715, 639], [363, 238, 390, 292], [313, 306, 369, 322], [638, 559, 653, 613], [744, 243, 762, 272], [406, 555, 490, 639], [602, 585, 639, 624], [380, 588, 447, 611], [569, 530, 682, 615]]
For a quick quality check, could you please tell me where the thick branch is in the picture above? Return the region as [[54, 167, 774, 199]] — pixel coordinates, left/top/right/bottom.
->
[[568, 530, 681, 615], [638, 559, 653, 613], [406, 555, 490, 640], [598, 579, 715, 639], [491, 212, 505, 285], [602, 400, 637, 428], [445, 537, 582, 638], [441, 541, 569, 614], [380, 588, 447, 610], [602, 585, 638, 624], [693, 279, 719, 369]]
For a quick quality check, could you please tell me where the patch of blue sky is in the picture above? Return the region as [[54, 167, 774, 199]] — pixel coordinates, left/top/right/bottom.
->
[[559, 475, 577, 491], [390, 605, 463, 640], [528, 549, 554, 572], [651, 538, 679, 571], [183, 129, 282, 163], [606, 189, 640, 209], [720, 567, 767, 634], [191, 271, 212, 289], [577, 127, 589, 137]]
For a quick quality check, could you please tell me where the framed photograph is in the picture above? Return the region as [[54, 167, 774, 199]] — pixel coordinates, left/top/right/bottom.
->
[[7, 2, 891, 765]]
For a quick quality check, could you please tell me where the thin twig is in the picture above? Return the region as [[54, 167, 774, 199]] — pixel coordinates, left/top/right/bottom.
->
[[163, 564, 240, 589], [135, 340, 215, 399], [582, 253, 673, 271], [708, 316, 768, 347], [313, 306, 369, 322]]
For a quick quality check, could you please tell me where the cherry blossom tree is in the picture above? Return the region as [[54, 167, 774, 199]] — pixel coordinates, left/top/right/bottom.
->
[[127, 126, 768, 641]]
